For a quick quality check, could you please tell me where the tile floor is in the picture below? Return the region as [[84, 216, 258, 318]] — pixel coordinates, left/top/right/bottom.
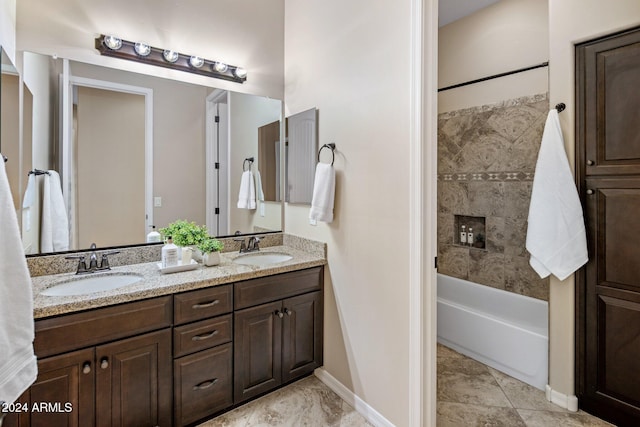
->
[[200, 344, 615, 426]]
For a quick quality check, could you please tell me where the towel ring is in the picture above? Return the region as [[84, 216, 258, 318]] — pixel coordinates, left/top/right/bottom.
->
[[243, 157, 254, 171], [555, 103, 566, 113], [317, 143, 336, 166]]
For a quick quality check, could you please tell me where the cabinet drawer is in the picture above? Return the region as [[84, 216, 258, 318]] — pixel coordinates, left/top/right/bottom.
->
[[174, 343, 233, 426], [173, 314, 232, 358], [174, 285, 233, 325], [234, 267, 323, 310], [34, 296, 172, 358]]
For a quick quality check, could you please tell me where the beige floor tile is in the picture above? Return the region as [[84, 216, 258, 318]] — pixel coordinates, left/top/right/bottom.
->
[[437, 343, 465, 359], [437, 401, 527, 427], [488, 367, 565, 412], [517, 409, 616, 427]]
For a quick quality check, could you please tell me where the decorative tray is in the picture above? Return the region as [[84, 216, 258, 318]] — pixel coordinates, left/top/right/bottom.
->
[[157, 259, 199, 274]]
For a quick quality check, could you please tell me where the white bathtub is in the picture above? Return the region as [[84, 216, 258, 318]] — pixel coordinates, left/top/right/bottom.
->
[[437, 273, 548, 390]]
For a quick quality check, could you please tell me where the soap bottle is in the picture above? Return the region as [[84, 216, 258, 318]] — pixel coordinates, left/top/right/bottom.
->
[[147, 225, 161, 243], [467, 228, 474, 246], [162, 236, 179, 268], [460, 225, 467, 244]]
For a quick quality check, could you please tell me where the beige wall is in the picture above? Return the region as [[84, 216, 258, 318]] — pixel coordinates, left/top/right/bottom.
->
[[548, 0, 640, 399], [439, 0, 549, 113], [228, 92, 281, 234], [16, 0, 284, 99], [284, 0, 414, 424]]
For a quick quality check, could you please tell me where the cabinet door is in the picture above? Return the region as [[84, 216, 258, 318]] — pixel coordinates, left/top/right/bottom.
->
[[234, 301, 282, 403], [282, 291, 323, 383], [7, 348, 96, 427], [95, 329, 172, 427]]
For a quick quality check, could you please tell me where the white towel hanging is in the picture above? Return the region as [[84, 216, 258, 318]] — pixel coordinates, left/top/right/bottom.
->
[[237, 170, 256, 209], [526, 109, 588, 280], [0, 157, 38, 404], [309, 163, 336, 223], [41, 170, 69, 252]]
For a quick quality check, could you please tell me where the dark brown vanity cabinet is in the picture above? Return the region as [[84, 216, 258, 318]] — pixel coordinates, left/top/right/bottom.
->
[[6, 296, 173, 427], [172, 285, 233, 427], [233, 267, 323, 403]]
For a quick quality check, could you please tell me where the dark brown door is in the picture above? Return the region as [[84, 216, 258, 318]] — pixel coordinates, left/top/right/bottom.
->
[[281, 291, 323, 383], [577, 26, 640, 427], [3, 348, 96, 427], [234, 301, 282, 403], [95, 329, 172, 427]]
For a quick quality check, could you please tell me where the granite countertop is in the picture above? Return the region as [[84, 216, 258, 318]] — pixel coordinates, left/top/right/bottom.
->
[[32, 245, 326, 319]]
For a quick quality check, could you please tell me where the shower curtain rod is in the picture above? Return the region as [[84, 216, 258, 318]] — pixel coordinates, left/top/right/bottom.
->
[[438, 61, 549, 92]]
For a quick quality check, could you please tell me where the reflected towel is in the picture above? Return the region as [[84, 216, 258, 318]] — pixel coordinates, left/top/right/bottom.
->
[[526, 110, 588, 280], [41, 170, 69, 252], [0, 156, 37, 404], [309, 163, 335, 223], [22, 174, 36, 232], [237, 170, 256, 209], [255, 170, 265, 202]]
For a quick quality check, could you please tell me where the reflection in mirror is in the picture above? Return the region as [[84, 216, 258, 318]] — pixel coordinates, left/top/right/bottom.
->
[[286, 108, 318, 205], [3, 52, 283, 255]]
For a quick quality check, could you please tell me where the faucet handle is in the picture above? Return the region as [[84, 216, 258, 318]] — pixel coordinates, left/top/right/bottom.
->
[[65, 255, 89, 274], [98, 251, 120, 271], [233, 237, 247, 253]]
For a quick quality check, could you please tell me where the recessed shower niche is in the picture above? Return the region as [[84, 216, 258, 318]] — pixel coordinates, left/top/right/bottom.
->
[[454, 215, 486, 249]]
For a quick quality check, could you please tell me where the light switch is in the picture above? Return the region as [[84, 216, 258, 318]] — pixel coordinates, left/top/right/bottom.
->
[[154, 197, 162, 207]]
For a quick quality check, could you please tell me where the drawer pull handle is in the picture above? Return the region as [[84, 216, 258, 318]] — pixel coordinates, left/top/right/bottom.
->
[[192, 300, 220, 309], [193, 378, 218, 390], [192, 330, 219, 341], [82, 362, 91, 374], [100, 357, 109, 369]]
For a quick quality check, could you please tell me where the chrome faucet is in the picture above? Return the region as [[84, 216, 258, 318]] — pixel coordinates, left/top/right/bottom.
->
[[233, 236, 261, 253], [65, 243, 120, 274]]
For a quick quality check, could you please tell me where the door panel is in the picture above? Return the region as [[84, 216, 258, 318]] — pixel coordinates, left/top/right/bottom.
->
[[578, 26, 640, 427], [282, 292, 323, 383], [233, 301, 282, 403]]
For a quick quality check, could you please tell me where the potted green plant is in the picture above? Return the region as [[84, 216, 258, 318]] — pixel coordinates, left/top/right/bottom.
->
[[197, 237, 224, 266], [159, 220, 208, 247]]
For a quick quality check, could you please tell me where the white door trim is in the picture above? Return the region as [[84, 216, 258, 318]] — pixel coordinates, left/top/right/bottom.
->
[[62, 70, 153, 241]]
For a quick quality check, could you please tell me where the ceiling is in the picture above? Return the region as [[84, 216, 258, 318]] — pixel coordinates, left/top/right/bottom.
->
[[439, 0, 502, 27]]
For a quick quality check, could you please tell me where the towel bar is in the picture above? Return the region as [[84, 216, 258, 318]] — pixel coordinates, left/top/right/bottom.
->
[[317, 143, 336, 166], [28, 169, 51, 176], [243, 157, 254, 171]]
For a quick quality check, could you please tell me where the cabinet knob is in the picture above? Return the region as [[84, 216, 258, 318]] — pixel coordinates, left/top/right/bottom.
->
[[82, 362, 91, 374], [586, 189, 594, 195], [284, 308, 292, 316], [586, 160, 594, 165], [100, 357, 109, 369], [275, 310, 284, 318]]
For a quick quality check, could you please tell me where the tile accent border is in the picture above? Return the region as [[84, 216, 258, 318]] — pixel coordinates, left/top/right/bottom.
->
[[438, 92, 549, 120], [439, 171, 534, 182]]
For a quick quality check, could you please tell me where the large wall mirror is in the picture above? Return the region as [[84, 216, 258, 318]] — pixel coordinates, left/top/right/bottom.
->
[[1, 49, 284, 256]]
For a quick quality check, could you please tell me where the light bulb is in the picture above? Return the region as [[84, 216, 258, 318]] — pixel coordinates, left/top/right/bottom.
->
[[234, 67, 247, 79], [134, 42, 151, 56], [163, 50, 179, 63], [213, 62, 228, 73], [189, 56, 204, 68], [104, 35, 122, 50]]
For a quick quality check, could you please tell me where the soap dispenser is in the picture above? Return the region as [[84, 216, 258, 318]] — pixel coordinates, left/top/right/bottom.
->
[[460, 225, 467, 244], [147, 225, 161, 243], [161, 237, 179, 268]]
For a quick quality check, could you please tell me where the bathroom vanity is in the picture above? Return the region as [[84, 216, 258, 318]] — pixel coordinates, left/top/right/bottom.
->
[[4, 242, 325, 427]]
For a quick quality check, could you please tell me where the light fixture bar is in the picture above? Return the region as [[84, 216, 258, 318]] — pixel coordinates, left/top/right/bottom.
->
[[95, 35, 247, 83]]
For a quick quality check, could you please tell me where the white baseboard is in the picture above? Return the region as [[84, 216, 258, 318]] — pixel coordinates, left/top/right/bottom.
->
[[314, 368, 395, 427], [545, 384, 579, 412]]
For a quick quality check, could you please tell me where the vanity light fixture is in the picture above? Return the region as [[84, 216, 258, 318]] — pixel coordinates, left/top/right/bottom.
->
[[95, 34, 247, 83]]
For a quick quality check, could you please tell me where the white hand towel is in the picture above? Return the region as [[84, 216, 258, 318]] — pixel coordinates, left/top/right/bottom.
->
[[41, 170, 69, 252], [237, 170, 256, 209], [0, 157, 37, 404], [22, 174, 36, 232], [526, 110, 588, 280], [309, 163, 336, 223], [255, 170, 265, 202]]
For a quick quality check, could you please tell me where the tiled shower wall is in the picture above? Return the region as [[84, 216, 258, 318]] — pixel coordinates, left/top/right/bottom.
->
[[437, 94, 550, 301]]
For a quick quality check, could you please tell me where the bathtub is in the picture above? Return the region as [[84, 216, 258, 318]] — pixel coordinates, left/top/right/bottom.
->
[[437, 273, 548, 390]]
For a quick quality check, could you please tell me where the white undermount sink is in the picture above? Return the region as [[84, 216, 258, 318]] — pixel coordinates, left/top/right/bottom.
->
[[233, 252, 293, 267], [41, 273, 143, 297]]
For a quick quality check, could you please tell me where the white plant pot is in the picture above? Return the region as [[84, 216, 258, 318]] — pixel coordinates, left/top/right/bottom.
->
[[202, 251, 221, 267]]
